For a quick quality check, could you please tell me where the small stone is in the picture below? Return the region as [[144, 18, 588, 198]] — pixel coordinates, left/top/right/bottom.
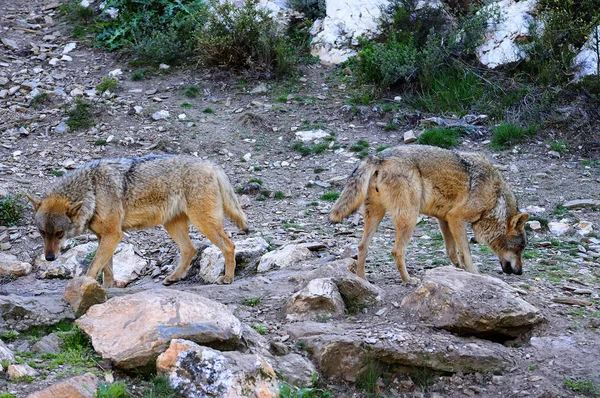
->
[[403, 130, 417, 144], [1, 38, 19, 51], [295, 129, 330, 142], [527, 220, 541, 231], [394, 96, 402, 102], [108, 69, 122, 77], [61, 55, 73, 62], [159, 63, 170, 70], [55, 122, 70, 134], [63, 42, 77, 54], [250, 83, 268, 94], [63, 276, 107, 317], [152, 110, 169, 120], [8, 364, 38, 379], [549, 221, 570, 236], [563, 199, 600, 209]]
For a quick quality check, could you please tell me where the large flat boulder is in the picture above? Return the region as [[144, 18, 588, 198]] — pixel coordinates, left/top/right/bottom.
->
[[76, 289, 242, 369], [157, 339, 279, 397], [286, 321, 512, 381], [401, 266, 544, 340], [0, 294, 74, 332]]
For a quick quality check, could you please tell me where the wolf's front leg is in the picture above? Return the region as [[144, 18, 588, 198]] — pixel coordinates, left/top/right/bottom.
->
[[86, 232, 122, 283]]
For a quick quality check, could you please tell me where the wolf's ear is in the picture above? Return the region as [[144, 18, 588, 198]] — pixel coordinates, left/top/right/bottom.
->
[[509, 213, 529, 233], [26, 194, 41, 212], [66, 201, 83, 219]]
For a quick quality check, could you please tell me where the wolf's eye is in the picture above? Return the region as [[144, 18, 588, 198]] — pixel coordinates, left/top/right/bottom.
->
[[55, 231, 64, 239]]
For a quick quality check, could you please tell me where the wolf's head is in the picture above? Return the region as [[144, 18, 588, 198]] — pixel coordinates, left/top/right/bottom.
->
[[489, 212, 529, 275], [27, 194, 83, 261]]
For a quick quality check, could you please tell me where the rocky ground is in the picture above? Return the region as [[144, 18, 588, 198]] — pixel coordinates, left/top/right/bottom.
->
[[1, 0, 600, 397]]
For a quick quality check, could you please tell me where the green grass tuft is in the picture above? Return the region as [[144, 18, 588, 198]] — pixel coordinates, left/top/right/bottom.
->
[[417, 127, 459, 148], [320, 192, 339, 202], [96, 76, 118, 93], [0, 194, 26, 227]]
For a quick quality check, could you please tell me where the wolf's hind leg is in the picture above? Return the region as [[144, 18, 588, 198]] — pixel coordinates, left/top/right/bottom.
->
[[355, 200, 385, 280], [163, 215, 198, 285]]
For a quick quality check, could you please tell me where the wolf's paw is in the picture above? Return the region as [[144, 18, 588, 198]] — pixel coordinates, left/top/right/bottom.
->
[[403, 277, 420, 285], [162, 277, 179, 286], [216, 275, 233, 285], [347, 262, 357, 274]]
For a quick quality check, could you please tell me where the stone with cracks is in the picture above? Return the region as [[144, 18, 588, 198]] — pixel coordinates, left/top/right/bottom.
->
[[36, 242, 147, 287], [288, 321, 512, 381], [0, 252, 32, 278], [0, 340, 15, 363], [62, 276, 107, 317], [0, 294, 74, 332], [32, 333, 62, 354], [257, 244, 313, 273], [27, 372, 99, 398], [199, 237, 269, 283], [476, 0, 537, 69], [295, 129, 330, 142], [158, 339, 279, 398], [274, 353, 319, 388], [8, 363, 38, 379], [285, 278, 345, 321], [401, 267, 544, 340], [76, 289, 242, 369], [306, 258, 384, 307]]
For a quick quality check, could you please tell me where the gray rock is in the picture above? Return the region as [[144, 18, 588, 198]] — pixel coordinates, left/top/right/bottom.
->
[[55, 121, 70, 134], [257, 244, 313, 273], [250, 83, 268, 94], [0, 339, 15, 363], [563, 199, 600, 209], [7, 363, 38, 379], [32, 333, 62, 354], [76, 289, 242, 369], [401, 266, 544, 340], [285, 278, 345, 321], [199, 237, 270, 282], [403, 130, 417, 144], [0, 294, 74, 332], [0, 253, 32, 278], [274, 353, 318, 388], [151, 110, 170, 120], [1, 38, 19, 51]]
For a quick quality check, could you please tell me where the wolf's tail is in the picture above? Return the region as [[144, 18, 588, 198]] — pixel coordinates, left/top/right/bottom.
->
[[215, 167, 249, 232], [330, 158, 379, 222]]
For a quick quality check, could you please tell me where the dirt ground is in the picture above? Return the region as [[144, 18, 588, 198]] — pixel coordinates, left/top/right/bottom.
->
[[1, 0, 600, 397]]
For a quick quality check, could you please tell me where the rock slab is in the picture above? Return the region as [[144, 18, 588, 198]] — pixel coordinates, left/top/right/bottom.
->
[[401, 266, 544, 339], [76, 289, 242, 369], [27, 372, 99, 398]]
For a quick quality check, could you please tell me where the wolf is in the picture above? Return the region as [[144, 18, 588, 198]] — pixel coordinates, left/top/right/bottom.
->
[[330, 145, 529, 283], [27, 155, 249, 287]]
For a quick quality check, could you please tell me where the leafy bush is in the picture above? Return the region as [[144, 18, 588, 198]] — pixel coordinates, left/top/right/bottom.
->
[[96, 76, 118, 93], [196, 0, 296, 77], [287, 0, 326, 21], [520, 0, 600, 86], [67, 98, 95, 130], [417, 127, 460, 148], [0, 194, 26, 227], [61, 0, 206, 65]]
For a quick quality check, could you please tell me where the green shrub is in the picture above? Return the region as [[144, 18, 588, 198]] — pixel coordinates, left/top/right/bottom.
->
[[67, 98, 94, 130], [142, 375, 177, 398], [287, 0, 326, 21], [564, 377, 600, 396], [417, 127, 460, 148], [490, 123, 535, 150], [131, 69, 150, 81], [31, 93, 50, 108], [96, 76, 118, 93], [196, 0, 296, 77], [320, 192, 340, 202], [97, 381, 128, 398], [0, 194, 26, 227]]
